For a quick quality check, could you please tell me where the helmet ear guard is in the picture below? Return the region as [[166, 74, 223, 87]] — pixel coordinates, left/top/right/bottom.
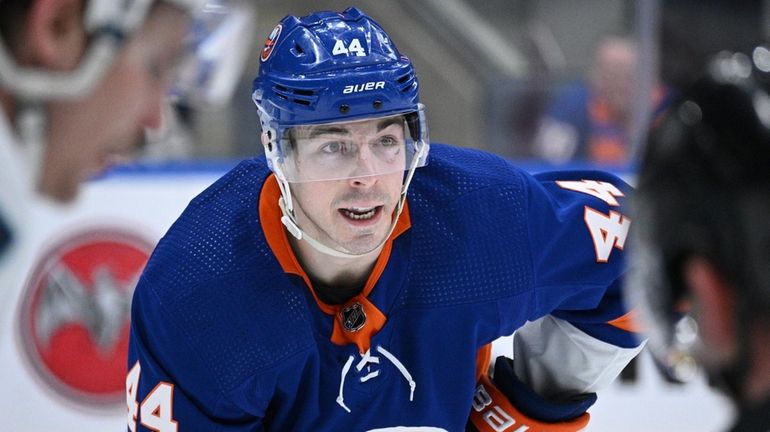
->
[[256, 113, 281, 172], [257, 112, 294, 213]]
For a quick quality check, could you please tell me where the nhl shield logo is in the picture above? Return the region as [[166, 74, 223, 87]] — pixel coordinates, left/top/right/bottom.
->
[[18, 228, 153, 406], [341, 302, 366, 332]]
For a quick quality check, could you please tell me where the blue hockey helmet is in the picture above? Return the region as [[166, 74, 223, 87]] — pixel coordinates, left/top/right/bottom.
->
[[252, 7, 429, 183], [251, 7, 429, 258]]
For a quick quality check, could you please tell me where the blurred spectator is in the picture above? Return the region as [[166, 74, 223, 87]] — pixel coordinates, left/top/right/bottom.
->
[[533, 36, 670, 164]]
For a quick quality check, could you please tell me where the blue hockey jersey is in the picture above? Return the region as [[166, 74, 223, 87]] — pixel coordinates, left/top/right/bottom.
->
[[126, 144, 639, 431]]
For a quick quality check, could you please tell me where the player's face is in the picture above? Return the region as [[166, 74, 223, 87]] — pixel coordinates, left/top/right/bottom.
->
[[288, 117, 406, 255], [39, 4, 188, 202]]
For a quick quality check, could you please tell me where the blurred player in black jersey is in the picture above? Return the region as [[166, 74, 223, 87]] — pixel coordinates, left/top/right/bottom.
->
[[629, 45, 770, 431]]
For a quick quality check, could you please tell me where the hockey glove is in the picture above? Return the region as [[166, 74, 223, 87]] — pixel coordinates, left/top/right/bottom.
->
[[467, 356, 596, 432]]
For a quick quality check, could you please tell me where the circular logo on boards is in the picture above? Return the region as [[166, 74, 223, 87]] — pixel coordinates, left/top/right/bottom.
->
[[18, 228, 153, 406]]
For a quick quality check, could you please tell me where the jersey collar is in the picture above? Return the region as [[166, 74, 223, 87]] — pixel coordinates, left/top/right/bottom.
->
[[259, 174, 411, 352]]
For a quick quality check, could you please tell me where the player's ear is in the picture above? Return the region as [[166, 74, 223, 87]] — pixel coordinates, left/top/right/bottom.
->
[[683, 256, 736, 359], [25, 0, 86, 70]]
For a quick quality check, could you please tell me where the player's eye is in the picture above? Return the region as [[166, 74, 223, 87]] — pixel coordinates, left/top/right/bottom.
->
[[376, 136, 399, 147], [321, 140, 353, 155]]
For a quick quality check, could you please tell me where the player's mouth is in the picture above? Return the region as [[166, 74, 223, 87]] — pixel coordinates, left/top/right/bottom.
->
[[339, 206, 383, 222]]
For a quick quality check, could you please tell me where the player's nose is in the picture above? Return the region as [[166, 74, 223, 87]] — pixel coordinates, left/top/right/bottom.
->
[[348, 146, 380, 187]]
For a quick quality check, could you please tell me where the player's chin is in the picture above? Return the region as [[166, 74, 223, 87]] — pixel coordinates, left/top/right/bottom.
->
[[40, 173, 81, 203], [103, 140, 145, 176], [334, 223, 389, 253], [339, 233, 387, 255]]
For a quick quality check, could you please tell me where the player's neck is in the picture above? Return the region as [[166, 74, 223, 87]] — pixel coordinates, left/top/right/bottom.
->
[[289, 234, 380, 304]]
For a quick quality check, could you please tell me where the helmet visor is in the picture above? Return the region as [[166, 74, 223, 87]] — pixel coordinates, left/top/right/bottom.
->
[[271, 107, 429, 183]]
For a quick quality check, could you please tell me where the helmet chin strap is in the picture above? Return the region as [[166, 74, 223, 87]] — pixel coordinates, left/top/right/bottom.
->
[[275, 141, 426, 260]]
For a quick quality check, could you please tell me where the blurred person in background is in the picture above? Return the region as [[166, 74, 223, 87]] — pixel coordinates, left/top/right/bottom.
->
[[0, 0, 194, 205], [0, 0, 253, 430], [534, 35, 670, 165], [628, 46, 770, 431]]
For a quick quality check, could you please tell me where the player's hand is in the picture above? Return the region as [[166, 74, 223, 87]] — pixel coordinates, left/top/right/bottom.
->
[[467, 357, 596, 432]]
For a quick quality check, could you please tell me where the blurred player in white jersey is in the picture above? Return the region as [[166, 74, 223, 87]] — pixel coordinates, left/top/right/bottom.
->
[[0, 0, 253, 429]]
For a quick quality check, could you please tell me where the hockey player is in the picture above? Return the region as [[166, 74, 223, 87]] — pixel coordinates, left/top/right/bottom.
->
[[628, 46, 770, 431], [128, 8, 643, 431], [0, 0, 252, 430]]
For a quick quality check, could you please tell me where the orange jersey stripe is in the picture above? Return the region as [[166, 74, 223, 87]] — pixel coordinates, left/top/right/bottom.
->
[[475, 343, 492, 382], [606, 310, 641, 333]]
